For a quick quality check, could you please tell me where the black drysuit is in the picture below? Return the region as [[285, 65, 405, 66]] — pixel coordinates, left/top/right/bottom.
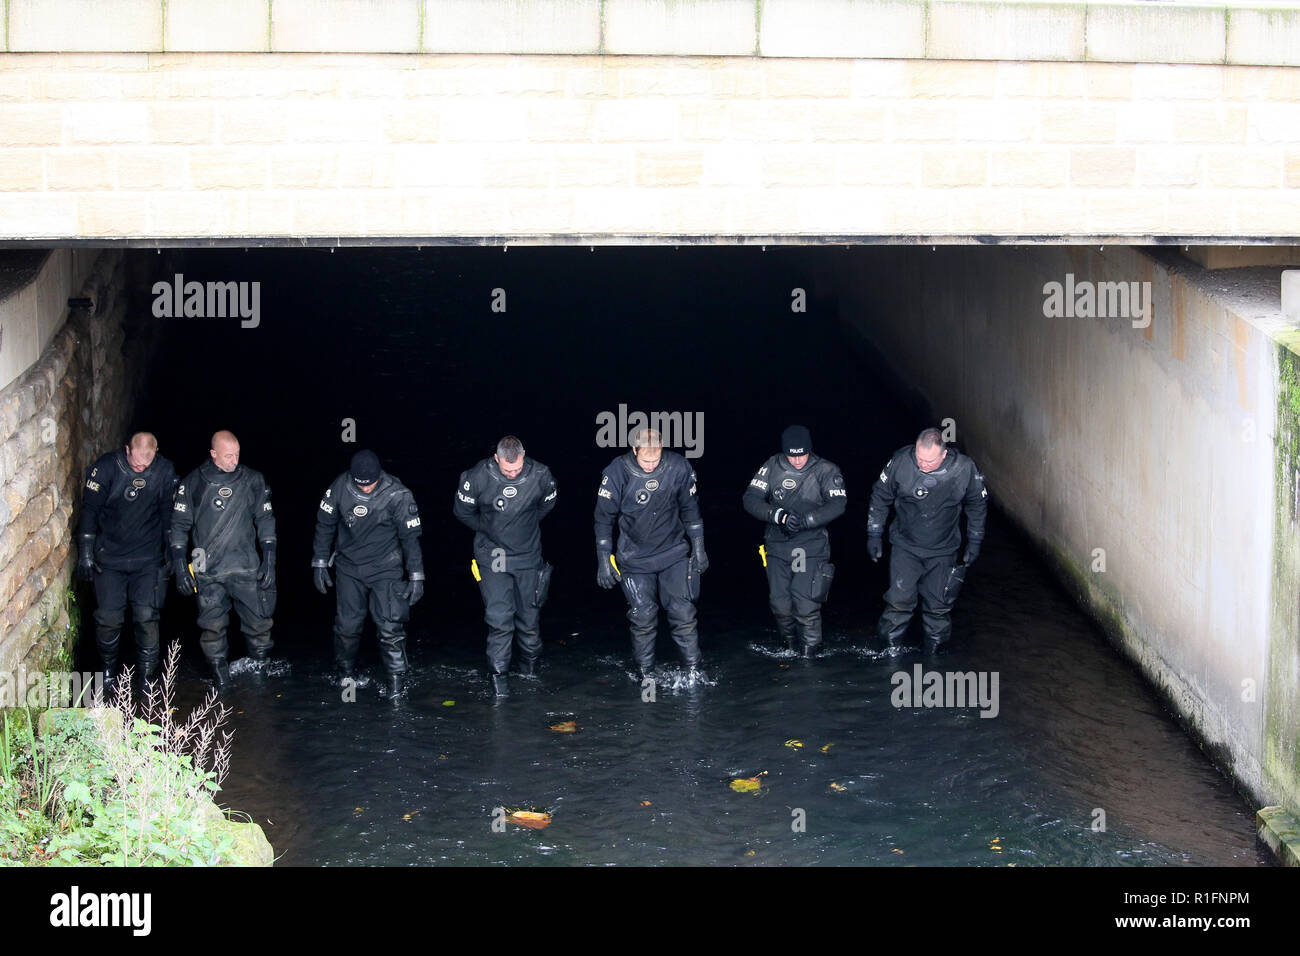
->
[[78, 450, 178, 673], [867, 444, 987, 644], [594, 450, 704, 671], [313, 471, 424, 678], [170, 461, 276, 662], [453, 457, 557, 675], [742, 453, 846, 652]]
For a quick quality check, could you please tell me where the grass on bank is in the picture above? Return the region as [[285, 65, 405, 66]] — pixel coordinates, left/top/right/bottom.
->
[[0, 641, 239, 866]]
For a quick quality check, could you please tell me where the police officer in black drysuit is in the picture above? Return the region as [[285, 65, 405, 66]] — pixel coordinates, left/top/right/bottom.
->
[[867, 427, 987, 648], [453, 436, 557, 696], [78, 432, 178, 692], [594, 428, 708, 678], [169, 430, 276, 689], [742, 425, 846, 657], [312, 449, 425, 699]]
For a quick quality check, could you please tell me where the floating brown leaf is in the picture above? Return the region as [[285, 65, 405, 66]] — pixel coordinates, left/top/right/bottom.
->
[[508, 810, 552, 829]]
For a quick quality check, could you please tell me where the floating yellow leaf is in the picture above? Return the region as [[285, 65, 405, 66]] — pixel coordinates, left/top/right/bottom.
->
[[641, 801, 652, 807], [403, 814, 412, 822], [744, 850, 756, 857], [990, 836, 1001, 843], [442, 700, 455, 707], [784, 739, 804, 749], [508, 810, 552, 829], [829, 782, 847, 792], [550, 720, 579, 733], [892, 848, 904, 855], [820, 743, 834, 753], [730, 772, 766, 793]]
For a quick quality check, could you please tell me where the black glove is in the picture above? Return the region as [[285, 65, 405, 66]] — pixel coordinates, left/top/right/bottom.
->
[[257, 543, 276, 589], [691, 536, 709, 573], [171, 547, 196, 596], [77, 534, 97, 582], [312, 564, 332, 595], [596, 545, 619, 589], [784, 512, 805, 534], [867, 535, 883, 563], [963, 541, 981, 566], [406, 574, 425, 605]]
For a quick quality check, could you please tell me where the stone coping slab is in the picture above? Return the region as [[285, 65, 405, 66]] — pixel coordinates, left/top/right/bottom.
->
[[2, 1, 1299, 66]]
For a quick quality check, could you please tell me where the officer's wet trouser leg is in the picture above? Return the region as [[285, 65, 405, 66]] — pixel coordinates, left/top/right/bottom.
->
[[370, 577, 410, 679], [790, 559, 825, 655], [196, 576, 232, 664], [131, 563, 165, 684], [333, 571, 369, 672], [225, 571, 273, 659], [660, 559, 701, 669], [765, 556, 799, 652], [621, 572, 660, 674], [878, 546, 924, 645], [512, 568, 542, 674], [92, 568, 128, 682], [479, 566, 516, 677], [920, 553, 963, 645]]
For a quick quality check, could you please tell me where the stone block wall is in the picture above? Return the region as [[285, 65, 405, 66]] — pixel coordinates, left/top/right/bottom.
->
[[0, 249, 144, 675]]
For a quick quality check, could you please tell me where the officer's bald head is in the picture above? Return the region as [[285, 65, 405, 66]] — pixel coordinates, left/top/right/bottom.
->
[[125, 432, 157, 472], [915, 427, 947, 473], [631, 428, 662, 451], [632, 428, 663, 472], [916, 427, 943, 453], [210, 430, 240, 473]]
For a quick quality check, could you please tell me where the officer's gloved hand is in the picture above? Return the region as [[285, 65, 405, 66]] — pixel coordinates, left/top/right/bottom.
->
[[257, 543, 276, 589], [596, 550, 619, 589], [312, 564, 332, 595], [962, 541, 981, 566], [867, 536, 883, 563], [77, 535, 97, 582], [784, 513, 805, 534], [406, 574, 425, 606], [691, 537, 709, 573], [171, 547, 196, 597]]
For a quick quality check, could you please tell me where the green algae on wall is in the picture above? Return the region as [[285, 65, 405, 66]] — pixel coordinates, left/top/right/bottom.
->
[[1267, 344, 1300, 818]]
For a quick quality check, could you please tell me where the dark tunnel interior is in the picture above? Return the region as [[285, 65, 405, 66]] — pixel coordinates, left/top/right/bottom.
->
[[61, 245, 1267, 866], [111, 245, 941, 667]]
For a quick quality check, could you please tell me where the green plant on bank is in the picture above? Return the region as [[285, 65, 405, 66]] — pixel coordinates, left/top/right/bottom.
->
[[0, 641, 239, 866]]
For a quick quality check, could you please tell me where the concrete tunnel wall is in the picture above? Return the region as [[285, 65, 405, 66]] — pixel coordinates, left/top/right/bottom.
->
[[803, 244, 1299, 816]]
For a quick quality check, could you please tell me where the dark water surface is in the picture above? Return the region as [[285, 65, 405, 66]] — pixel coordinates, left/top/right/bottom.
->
[[90, 247, 1267, 866]]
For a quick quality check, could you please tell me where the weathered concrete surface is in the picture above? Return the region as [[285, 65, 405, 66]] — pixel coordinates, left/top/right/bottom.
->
[[809, 245, 1299, 821]]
